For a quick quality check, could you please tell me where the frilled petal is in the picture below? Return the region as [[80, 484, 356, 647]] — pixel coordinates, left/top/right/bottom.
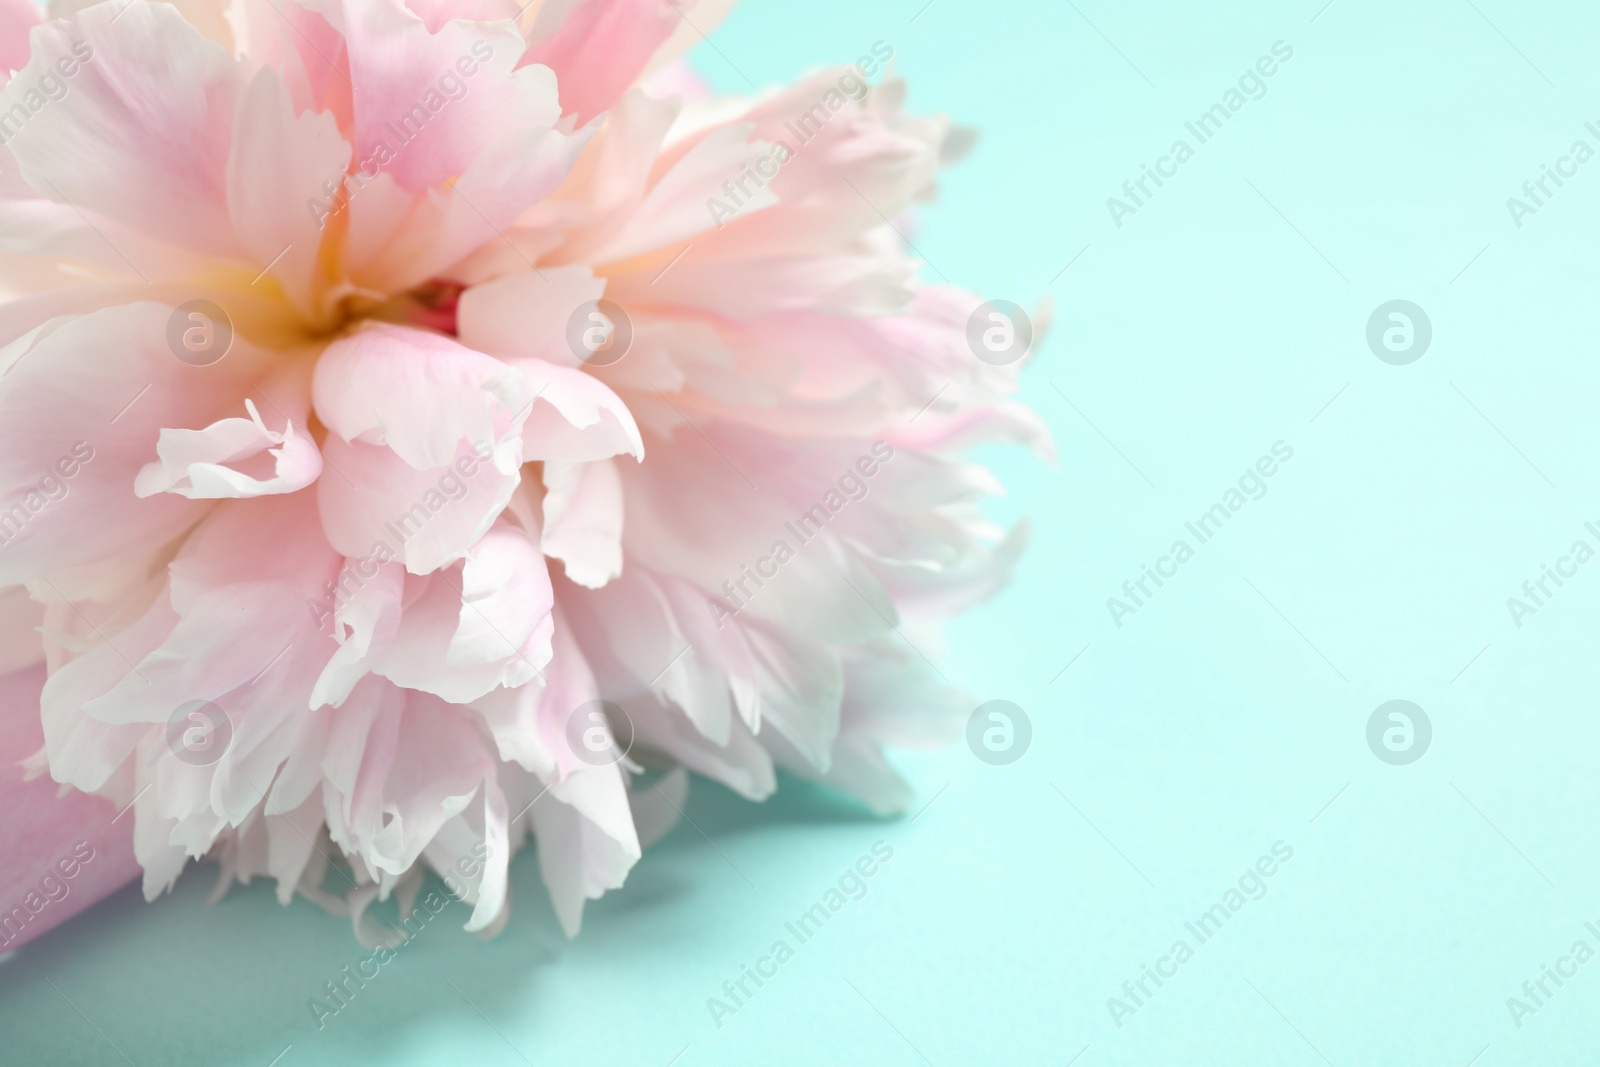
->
[[469, 603, 592, 779], [328, 687, 496, 879], [370, 522, 554, 703], [310, 559, 406, 710], [338, 0, 555, 196], [134, 400, 323, 500], [80, 494, 334, 724]]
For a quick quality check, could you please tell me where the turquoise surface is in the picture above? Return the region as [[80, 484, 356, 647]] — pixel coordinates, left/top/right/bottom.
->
[[7, 0, 1600, 1063]]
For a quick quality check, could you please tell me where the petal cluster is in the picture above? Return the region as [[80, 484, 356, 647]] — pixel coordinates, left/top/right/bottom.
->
[[0, 0, 1045, 940]]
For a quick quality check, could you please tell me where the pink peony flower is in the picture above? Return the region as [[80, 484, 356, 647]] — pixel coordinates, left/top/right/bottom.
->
[[0, 0, 1046, 946]]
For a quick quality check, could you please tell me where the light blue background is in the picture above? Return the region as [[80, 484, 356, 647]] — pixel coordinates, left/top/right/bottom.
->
[[7, 0, 1600, 1063]]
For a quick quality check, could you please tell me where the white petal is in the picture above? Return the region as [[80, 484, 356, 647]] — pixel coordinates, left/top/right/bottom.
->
[[511, 357, 644, 463], [135, 400, 322, 500], [541, 458, 622, 589], [530, 761, 639, 937]]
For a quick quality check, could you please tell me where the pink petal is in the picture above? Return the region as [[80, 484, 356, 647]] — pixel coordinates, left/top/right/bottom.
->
[[0, 2, 245, 256], [402, 0, 522, 32], [456, 264, 603, 366], [338, 0, 557, 195], [309, 559, 406, 710], [0, 0, 39, 76], [512, 357, 644, 463], [79, 494, 340, 730], [469, 603, 592, 779], [355, 690, 495, 877], [313, 323, 529, 473], [522, 0, 679, 124], [0, 303, 269, 585], [371, 522, 553, 702], [225, 67, 352, 317], [316, 435, 519, 575], [446, 522, 554, 670], [0, 584, 42, 676]]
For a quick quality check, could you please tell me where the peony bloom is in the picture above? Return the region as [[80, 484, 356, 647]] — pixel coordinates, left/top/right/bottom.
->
[[0, 0, 1046, 946]]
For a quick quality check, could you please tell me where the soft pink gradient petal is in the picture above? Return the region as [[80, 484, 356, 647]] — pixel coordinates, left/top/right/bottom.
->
[[522, 0, 677, 125], [316, 435, 522, 575], [0, 2, 245, 257], [456, 264, 604, 365], [0, 0, 39, 74], [529, 758, 638, 937], [337, 0, 551, 195], [402, 0, 521, 32], [314, 323, 530, 473], [225, 67, 352, 318], [76, 494, 339, 730], [0, 586, 43, 677], [310, 560, 406, 709]]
